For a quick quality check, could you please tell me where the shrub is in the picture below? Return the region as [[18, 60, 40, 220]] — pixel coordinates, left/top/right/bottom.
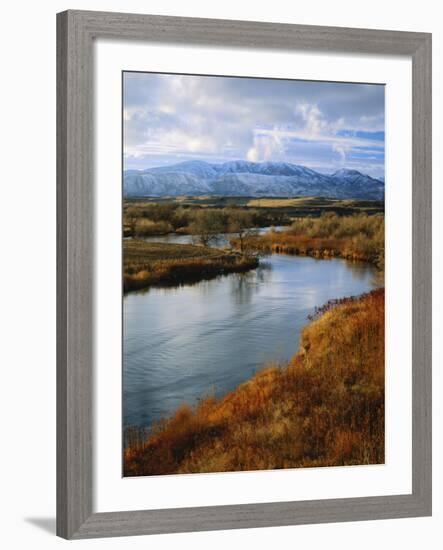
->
[[233, 213, 384, 268], [124, 289, 385, 476]]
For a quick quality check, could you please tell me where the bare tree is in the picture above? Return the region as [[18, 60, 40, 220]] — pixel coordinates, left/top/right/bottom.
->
[[227, 209, 256, 252], [189, 209, 226, 247]]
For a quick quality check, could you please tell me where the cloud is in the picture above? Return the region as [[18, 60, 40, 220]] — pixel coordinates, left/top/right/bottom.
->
[[332, 143, 349, 165], [247, 129, 285, 162], [294, 103, 341, 138], [123, 72, 384, 177]]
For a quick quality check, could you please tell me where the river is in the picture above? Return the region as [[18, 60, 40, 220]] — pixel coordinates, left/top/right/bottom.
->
[[123, 230, 378, 428]]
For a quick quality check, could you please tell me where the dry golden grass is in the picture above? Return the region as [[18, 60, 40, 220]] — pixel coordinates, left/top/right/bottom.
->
[[133, 218, 173, 236], [247, 197, 319, 207], [124, 288, 385, 476], [124, 240, 258, 292], [234, 212, 384, 269], [246, 197, 382, 210]]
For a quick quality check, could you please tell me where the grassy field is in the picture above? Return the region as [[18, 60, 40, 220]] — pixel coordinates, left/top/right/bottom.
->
[[246, 196, 383, 213], [124, 288, 385, 476], [125, 195, 384, 210], [233, 212, 385, 270], [123, 240, 258, 292]]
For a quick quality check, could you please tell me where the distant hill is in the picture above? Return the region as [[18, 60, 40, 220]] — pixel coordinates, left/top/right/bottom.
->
[[123, 160, 384, 200]]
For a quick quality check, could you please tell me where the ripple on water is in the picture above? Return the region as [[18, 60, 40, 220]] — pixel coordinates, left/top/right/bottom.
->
[[123, 252, 378, 428]]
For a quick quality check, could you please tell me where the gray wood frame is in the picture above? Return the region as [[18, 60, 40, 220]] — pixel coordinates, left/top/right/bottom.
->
[[57, 9, 432, 539]]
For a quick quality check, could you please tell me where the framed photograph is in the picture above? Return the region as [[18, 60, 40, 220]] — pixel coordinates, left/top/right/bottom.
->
[[57, 10, 432, 539]]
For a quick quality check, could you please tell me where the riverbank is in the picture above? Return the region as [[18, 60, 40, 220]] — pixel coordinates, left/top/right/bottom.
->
[[124, 239, 259, 292], [232, 212, 384, 269], [124, 288, 385, 476]]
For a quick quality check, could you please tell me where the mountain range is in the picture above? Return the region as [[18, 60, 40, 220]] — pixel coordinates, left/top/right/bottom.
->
[[123, 160, 384, 200]]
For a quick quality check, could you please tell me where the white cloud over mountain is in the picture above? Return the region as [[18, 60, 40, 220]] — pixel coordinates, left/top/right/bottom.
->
[[123, 73, 385, 179]]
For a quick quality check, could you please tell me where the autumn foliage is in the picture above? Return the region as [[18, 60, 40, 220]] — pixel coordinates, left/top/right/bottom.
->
[[124, 288, 385, 476], [233, 212, 385, 269]]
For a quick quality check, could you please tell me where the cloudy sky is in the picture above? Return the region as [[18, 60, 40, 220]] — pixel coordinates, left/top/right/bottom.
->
[[123, 72, 385, 178]]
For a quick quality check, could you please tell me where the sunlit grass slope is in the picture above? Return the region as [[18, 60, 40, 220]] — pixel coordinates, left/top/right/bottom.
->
[[124, 288, 385, 476]]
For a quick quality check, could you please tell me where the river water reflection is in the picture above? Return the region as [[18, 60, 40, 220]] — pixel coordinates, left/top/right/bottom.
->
[[123, 234, 377, 428]]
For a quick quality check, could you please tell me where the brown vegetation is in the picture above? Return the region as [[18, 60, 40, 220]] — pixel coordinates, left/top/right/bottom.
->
[[124, 204, 180, 237], [233, 212, 384, 269], [123, 240, 258, 292], [124, 288, 385, 476], [123, 196, 384, 236]]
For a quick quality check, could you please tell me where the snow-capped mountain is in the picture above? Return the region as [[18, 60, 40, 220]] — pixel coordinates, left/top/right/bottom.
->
[[123, 160, 384, 200]]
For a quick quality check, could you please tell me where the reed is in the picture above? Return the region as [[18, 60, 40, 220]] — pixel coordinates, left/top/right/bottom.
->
[[124, 240, 258, 292], [233, 212, 385, 269], [124, 288, 385, 476]]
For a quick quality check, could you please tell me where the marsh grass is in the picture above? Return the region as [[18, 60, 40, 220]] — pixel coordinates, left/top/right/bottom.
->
[[123, 240, 258, 292], [234, 212, 384, 269], [124, 288, 385, 476]]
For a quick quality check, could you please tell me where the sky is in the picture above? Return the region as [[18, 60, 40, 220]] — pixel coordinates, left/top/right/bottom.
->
[[123, 72, 385, 178]]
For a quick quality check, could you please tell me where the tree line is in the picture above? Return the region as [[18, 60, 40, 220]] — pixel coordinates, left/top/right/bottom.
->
[[124, 203, 261, 252]]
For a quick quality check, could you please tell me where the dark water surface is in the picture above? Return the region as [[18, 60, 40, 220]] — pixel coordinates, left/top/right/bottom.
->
[[123, 234, 377, 428]]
